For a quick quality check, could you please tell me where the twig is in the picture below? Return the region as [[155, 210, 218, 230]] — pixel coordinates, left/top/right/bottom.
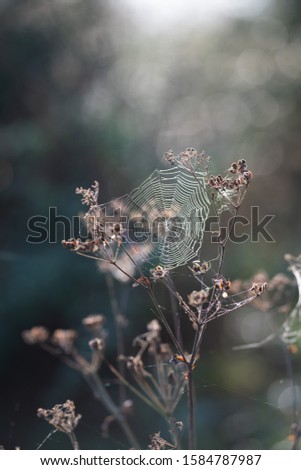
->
[[105, 272, 127, 405]]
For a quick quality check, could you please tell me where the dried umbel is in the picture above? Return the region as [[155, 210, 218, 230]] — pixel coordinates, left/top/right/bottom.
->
[[22, 326, 49, 344], [163, 147, 210, 171], [205, 158, 252, 212], [75, 181, 99, 206], [119, 320, 186, 417], [149, 431, 175, 450], [150, 265, 168, 280], [37, 400, 81, 435], [190, 260, 210, 275], [51, 329, 78, 354], [231, 269, 294, 314], [207, 159, 252, 192], [188, 289, 209, 307], [82, 313, 106, 332], [88, 337, 104, 352]]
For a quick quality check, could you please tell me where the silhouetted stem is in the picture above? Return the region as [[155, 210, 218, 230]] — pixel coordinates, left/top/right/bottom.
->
[[68, 432, 80, 450], [105, 273, 126, 405], [187, 366, 196, 449], [85, 372, 140, 449]]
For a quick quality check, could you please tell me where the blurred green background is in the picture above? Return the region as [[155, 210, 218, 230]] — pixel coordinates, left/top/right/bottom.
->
[[1, 0, 301, 449]]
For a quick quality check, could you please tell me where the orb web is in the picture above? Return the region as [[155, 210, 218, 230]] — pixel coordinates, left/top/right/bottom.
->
[[105, 167, 210, 269]]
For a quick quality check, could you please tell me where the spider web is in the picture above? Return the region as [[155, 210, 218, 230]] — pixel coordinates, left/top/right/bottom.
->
[[234, 255, 301, 351], [103, 167, 210, 269]]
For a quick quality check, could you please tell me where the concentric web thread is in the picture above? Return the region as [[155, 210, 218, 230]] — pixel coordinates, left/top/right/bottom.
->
[[103, 167, 210, 269]]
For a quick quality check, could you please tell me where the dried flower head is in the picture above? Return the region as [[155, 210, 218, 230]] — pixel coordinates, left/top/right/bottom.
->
[[22, 326, 49, 344], [37, 400, 81, 434], [191, 260, 210, 275], [82, 314, 105, 330], [88, 337, 104, 351], [51, 329, 78, 354], [250, 282, 268, 295], [147, 319, 161, 335], [75, 181, 99, 206], [163, 150, 176, 165], [163, 148, 209, 171], [149, 432, 175, 450], [121, 399, 134, 417], [150, 265, 168, 280], [214, 278, 232, 291], [188, 289, 209, 307]]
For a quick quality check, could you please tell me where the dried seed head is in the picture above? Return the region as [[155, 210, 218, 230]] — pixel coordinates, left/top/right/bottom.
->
[[191, 260, 210, 274], [163, 150, 176, 165], [243, 170, 252, 182], [51, 329, 77, 354], [188, 289, 209, 307], [75, 181, 99, 206], [22, 326, 49, 344], [213, 278, 231, 291], [88, 337, 104, 351], [250, 282, 268, 295], [82, 314, 105, 330], [121, 399, 134, 417], [179, 147, 198, 162], [150, 265, 167, 280], [149, 432, 175, 450], [229, 162, 238, 173], [61, 238, 80, 250], [175, 421, 184, 431], [37, 400, 81, 434], [147, 319, 161, 335]]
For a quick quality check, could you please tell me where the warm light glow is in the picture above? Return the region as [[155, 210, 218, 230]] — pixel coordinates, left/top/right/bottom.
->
[[120, 0, 273, 30]]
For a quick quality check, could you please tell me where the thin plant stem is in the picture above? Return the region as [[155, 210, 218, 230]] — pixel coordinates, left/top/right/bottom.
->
[[166, 275, 183, 350], [105, 272, 127, 405], [187, 365, 196, 449], [107, 361, 167, 417], [68, 431, 80, 450], [84, 371, 140, 449], [282, 344, 299, 450]]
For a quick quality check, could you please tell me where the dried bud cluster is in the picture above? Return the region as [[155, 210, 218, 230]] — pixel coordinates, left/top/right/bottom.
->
[[22, 326, 49, 344], [75, 181, 99, 206], [163, 148, 209, 170], [82, 314, 105, 330], [149, 431, 175, 450], [88, 337, 104, 351], [207, 159, 252, 192], [188, 289, 209, 307], [191, 260, 210, 275], [214, 278, 231, 291], [150, 265, 168, 280], [62, 237, 107, 253], [51, 329, 78, 354], [250, 282, 268, 295], [37, 400, 81, 434]]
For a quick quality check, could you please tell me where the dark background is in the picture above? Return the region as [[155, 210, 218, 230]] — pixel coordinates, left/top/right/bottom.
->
[[1, 0, 301, 449]]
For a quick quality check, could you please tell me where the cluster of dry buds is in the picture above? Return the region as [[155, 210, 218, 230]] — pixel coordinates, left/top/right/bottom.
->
[[207, 159, 252, 192], [163, 148, 210, 171], [22, 314, 106, 373]]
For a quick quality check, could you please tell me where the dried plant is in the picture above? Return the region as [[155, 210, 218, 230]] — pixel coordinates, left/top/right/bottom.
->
[[37, 400, 81, 450], [24, 148, 295, 450]]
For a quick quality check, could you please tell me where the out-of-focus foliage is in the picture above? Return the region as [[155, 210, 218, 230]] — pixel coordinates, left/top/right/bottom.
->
[[1, 0, 301, 449]]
